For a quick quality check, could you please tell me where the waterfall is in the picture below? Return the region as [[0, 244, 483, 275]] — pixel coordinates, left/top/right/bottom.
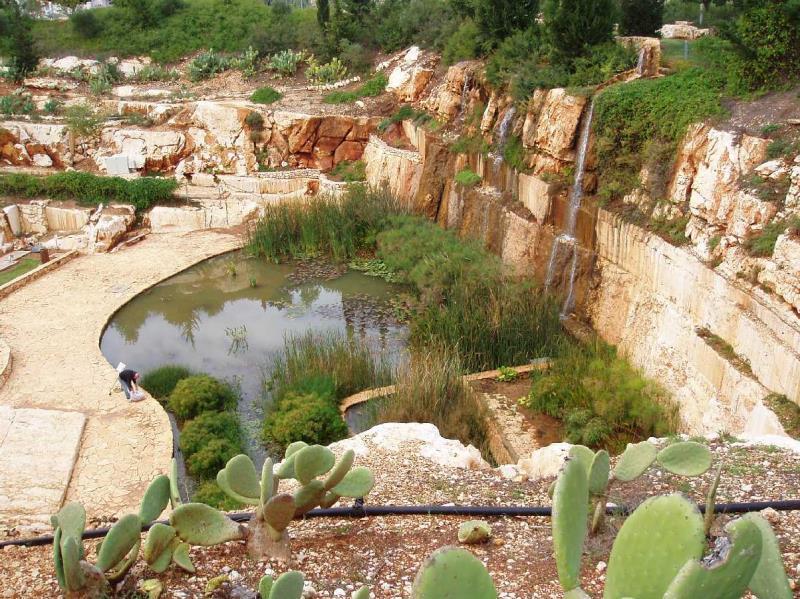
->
[[493, 106, 517, 169], [543, 97, 597, 317], [635, 47, 646, 76], [457, 72, 472, 121]]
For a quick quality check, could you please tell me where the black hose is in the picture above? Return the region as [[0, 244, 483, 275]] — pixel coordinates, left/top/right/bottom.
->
[[2, 499, 799, 549]]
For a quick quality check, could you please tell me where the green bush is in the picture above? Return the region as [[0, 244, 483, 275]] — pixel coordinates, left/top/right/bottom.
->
[[133, 64, 180, 82], [0, 172, 178, 211], [180, 411, 243, 457], [328, 160, 366, 182], [443, 19, 482, 65], [455, 168, 482, 187], [70, 10, 102, 38], [744, 218, 799, 257], [338, 40, 371, 74], [0, 92, 36, 116], [139, 365, 193, 400], [544, 0, 616, 60], [323, 72, 387, 104], [263, 391, 349, 448], [192, 480, 244, 511], [619, 0, 663, 36], [250, 87, 283, 105], [186, 437, 241, 479], [266, 49, 306, 77], [168, 375, 238, 421], [373, 0, 461, 52], [188, 49, 231, 81], [520, 340, 677, 452]]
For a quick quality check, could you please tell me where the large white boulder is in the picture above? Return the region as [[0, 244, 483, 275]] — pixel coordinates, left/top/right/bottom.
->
[[516, 442, 573, 481]]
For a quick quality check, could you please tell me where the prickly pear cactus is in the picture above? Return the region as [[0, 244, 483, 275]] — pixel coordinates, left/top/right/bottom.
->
[[411, 546, 498, 599], [663, 516, 762, 599], [170, 503, 246, 545], [96, 514, 142, 573], [742, 514, 793, 599], [588, 450, 610, 496], [612, 441, 657, 481], [553, 457, 589, 592], [139, 475, 171, 524], [656, 442, 712, 476], [604, 494, 705, 599]]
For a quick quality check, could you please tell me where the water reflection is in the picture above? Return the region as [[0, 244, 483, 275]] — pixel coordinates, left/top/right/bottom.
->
[[101, 252, 408, 461]]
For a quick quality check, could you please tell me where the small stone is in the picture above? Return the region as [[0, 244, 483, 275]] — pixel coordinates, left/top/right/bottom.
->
[[596, 561, 607, 572]]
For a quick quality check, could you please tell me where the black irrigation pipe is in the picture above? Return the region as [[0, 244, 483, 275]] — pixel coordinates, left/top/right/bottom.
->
[[3, 499, 800, 549]]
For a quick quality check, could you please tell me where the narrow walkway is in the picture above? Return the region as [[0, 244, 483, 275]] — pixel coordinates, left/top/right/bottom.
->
[[0, 229, 241, 531]]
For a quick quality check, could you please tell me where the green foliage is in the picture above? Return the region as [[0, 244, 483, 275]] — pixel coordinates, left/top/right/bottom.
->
[[0, 0, 39, 82], [378, 104, 433, 131], [721, 0, 800, 91], [186, 437, 242, 479], [232, 45, 260, 79], [267, 49, 306, 77], [250, 87, 283, 105], [70, 9, 102, 38], [180, 411, 243, 458], [443, 19, 481, 65], [64, 104, 103, 140], [543, 0, 616, 60], [379, 347, 492, 458], [140, 365, 193, 400], [496, 366, 518, 382], [43, 97, 63, 115], [323, 72, 387, 104], [328, 160, 366, 182], [263, 391, 349, 448], [373, 0, 460, 52], [338, 40, 372, 73], [188, 49, 231, 81], [520, 340, 677, 452], [133, 64, 180, 82], [594, 68, 726, 204], [502, 135, 527, 171], [412, 547, 498, 598], [167, 375, 238, 421], [247, 186, 404, 262], [766, 137, 800, 160], [619, 0, 664, 36], [0, 91, 35, 116], [89, 62, 122, 96], [474, 0, 539, 48], [454, 168, 482, 187], [744, 217, 799, 257], [306, 56, 348, 84], [192, 480, 244, 511], [0, 172, 178, 211], [764, 393, 800, 439]]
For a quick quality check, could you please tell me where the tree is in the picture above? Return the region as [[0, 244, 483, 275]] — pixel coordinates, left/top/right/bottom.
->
[[543, 0, 616, 60], [474, 0, 539, 46], [0, 0, 39, 82], [619, 0, 664, 36], [317, 0, 329, 27]]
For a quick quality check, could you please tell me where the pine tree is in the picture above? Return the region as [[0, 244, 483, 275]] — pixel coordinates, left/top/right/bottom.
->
[[619, 0, 664, 36], [474, 0, 539, 47], [543, 0, 616, 59], [317, 0, 329, 27]]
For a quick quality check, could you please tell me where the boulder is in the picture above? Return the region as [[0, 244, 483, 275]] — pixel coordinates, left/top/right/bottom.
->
[[660, 21, 710, 40], [516, 442, 572, 481]]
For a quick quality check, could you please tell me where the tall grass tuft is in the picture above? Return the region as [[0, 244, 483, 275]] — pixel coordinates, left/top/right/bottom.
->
[[139, 364, 194, 401], [378, 346, 491, 458], [267, 330, 394, 405], [247, 186, 406, 263]]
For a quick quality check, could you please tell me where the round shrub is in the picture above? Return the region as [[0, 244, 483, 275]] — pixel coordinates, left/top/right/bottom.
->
[[140, 365, 193, 401], [180, 411, 242, 457], [186, 437, 240, 479], [168, 375, 238, 421], [263, 391, 348, 449]]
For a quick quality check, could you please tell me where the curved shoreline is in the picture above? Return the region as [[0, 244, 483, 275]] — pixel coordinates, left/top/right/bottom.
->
[[0, 228, 242, 531]]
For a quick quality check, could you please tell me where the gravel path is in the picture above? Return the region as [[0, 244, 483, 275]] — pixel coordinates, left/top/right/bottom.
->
[[0, 229, 241, 534]]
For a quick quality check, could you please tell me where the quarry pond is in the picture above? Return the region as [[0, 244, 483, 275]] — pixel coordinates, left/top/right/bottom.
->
[[100, 250, 408, 461]]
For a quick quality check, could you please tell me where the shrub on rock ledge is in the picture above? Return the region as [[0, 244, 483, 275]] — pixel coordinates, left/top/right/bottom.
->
[[168, 375, 238, 421]]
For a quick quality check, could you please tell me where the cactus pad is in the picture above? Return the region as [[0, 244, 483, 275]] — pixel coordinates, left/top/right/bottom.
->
[[588, 450, 610, 495], [656, 442, 712, 476], [261, 458, 275, 506], [143, 523, 176, 564], [553, 457, 589, 591], [172, 541, 195, 573], [664, 516, 762, 599], [222, 454, 261, 501], [293, 480, 326, 513], [411, 546, 497, 599], [263, 494, 295, 533], [331, 466, 375, 498], [294, 445, 336, 484], [271, 570, 305, 598], [61, 534, 86, 591], [139, 475, 171, 524], [612, 441, 657, 481], [285, 441, 308, 459], [170, 503, 245, 545], [53, 527, 66, 590], [742, 514, 792, 599], [352, 586, 370, 599], [324, 449, 356, 490], [458, 520, 492, 544], [169, 458, 181, 508], [604, 494, 704, 599], [96, 513, 142, 572], [258, 574, 273, 598], [276, 453, 298, 479], [51, 502, 86, 542], [569, 445, 595, 475]]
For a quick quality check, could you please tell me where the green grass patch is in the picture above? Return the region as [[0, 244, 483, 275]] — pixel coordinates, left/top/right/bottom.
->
[[0, 258, 39, 286], [250, 86, 283, 105], [378, 104, 433, 132], [328, 160, 366, 182], [764, 394, 800, 440], [454, 168, 481, 187], [323, 73, 387, 104], [744, 217, 800, 257], [0, 172, 178, 211]]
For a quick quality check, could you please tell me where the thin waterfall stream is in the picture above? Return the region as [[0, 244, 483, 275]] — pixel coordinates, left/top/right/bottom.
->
[[493, 106, 517, 169], [544, 97, 596, 317]]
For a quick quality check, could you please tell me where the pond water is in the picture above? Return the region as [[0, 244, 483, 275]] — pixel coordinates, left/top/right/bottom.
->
[[100, 251, 408, 464]]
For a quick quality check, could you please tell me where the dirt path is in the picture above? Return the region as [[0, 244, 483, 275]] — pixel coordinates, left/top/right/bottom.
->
[[0, 229, 241, 532]]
